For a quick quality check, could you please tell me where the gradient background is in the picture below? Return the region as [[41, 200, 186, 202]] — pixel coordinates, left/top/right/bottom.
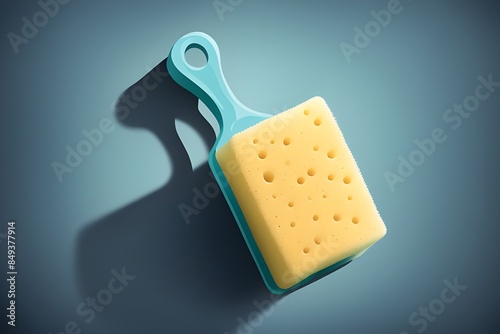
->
[[1, 0, 499, 333]]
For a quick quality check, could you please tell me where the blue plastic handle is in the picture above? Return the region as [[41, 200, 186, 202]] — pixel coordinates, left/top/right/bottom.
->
[[167, 32, 270, 149]]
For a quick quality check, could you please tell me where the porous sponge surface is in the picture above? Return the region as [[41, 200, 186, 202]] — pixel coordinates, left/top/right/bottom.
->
[[216, 97, 386, 289]]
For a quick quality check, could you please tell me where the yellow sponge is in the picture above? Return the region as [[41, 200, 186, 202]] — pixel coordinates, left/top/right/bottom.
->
[[216, 96, 386, 289]]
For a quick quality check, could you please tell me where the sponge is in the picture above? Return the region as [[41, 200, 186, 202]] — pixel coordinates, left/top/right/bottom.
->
[[167, 32, 387, 292], [216, 96, 386, 289]]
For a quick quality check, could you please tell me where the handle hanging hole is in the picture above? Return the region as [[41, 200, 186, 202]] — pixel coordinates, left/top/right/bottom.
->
[[185, 44, 208, 68]]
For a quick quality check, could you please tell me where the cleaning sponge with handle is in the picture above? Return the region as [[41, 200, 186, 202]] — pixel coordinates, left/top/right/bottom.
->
[[167, 32, 386, 293]]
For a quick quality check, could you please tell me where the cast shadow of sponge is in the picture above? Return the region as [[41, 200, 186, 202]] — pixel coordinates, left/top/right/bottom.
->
[[75, 59, 278, 334]]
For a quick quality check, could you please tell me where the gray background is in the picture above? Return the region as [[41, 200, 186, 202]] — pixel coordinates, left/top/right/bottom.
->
[[1, 0, 499, 333]]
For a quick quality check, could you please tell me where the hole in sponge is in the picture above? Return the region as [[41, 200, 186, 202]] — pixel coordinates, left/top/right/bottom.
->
[[314, 118, 322, 126], [304, 109, 310, 115], [313, 214, 319, 221], [253, 138, 258, 144], [303, 247, 310, 254], [258, 150, 267, 159], [290, 221, 296, 227], [297, 177, 305, 184], [352, 217, 359, 224], [343, 176, 351, 184], [283, 137, 291, 145], [328, 174, 334, 181], [314, 237, 321, 245], [322, 193, 327, 198], [347, 195, 352, 201], [313, 145, 319, 151], [334, 214, 341, 221], [263, 171, 274, 183], [272, 193, 278, 199], [288, 201, 294, 207], [307, 168, 316, 176], [327, 150, 335, 159]]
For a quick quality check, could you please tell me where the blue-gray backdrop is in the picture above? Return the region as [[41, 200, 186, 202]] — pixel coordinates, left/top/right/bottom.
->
[[1, 0, 499, 333]]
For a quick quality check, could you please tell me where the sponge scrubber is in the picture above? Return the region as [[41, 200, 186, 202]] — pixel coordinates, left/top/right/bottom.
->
[[216, 97, 387, 289]]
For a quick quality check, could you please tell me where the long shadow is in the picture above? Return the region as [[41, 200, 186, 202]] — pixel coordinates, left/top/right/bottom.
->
[[75, 59, 278, 334]]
